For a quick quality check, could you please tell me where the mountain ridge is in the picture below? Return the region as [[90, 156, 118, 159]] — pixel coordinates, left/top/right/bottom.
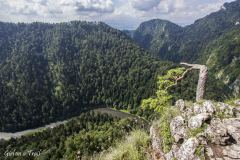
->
[[126, 0, 240, 97]]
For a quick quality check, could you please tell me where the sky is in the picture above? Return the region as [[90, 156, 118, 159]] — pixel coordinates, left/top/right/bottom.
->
[[0, 0, 235, 30]]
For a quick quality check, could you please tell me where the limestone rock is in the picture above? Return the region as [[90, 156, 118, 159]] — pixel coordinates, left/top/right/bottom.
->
[[164, 150, 174, 160], [183, 107, 194, 120], [236, 108, 240, 118], [175, 99, 185, 111], [193, 101, 216, 115], [171, 144, 179, 158], [203, 100, 216, 114], [193, 103, 202, 115], [222, 144, 240, 159], [176, 138, 200, 160], [223, 118, 240, 144], [205, 118, 229, 145], [165, 145, 179, 160], [150, 126, 164, 158], [188, 113, 211, 129], [234, 99, 240, 106], [170, 116, 187, 143], [196, 132, 207, 145], [205, 146, 214, 159]]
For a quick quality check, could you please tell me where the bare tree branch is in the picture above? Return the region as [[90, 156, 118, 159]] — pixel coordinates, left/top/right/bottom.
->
[[181, 62, 208, 102]]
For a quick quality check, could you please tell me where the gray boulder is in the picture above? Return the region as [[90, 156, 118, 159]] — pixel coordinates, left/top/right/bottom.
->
[[149, 126, 164, 157], [193, 101, 216, 115], [223, 118, 240, 144], [193, 103, 202, 115], [188, 113, 211, 129], [222, 144, 240, 159], [205, 146, 214, 159], [164, 150, 174, 160], [176, 138, 200, 160], [203, 100, 216, 114], [183, 107, 194, 120], [170, 116, 187, 143], [175, 99, 185, 111], [165, 144, 179, 160], [234, 99, 240, 106], [205, 118, 229, 145]]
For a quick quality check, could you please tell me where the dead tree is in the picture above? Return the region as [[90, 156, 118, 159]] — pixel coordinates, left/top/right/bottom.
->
[[180, 63, 208, 102]]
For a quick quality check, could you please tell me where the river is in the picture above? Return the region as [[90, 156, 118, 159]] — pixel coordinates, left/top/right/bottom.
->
[[0, 108, 149, 140]]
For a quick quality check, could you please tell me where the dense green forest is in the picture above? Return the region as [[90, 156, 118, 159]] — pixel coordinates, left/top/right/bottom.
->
[[0, 111, 146, 160], [0, 20, 232, 132], [0, 19, 232, 132], [0, 21, 173, 132]]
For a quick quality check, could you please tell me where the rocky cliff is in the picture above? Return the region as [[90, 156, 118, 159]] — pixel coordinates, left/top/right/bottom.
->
[[150, 99, 240, 160]]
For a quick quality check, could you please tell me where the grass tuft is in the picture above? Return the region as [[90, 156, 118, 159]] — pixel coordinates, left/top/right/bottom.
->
[[99, 130, 150, 160]]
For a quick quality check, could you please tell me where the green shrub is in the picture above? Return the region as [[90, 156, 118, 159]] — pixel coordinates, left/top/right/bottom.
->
[[141, 68, 185, 152]]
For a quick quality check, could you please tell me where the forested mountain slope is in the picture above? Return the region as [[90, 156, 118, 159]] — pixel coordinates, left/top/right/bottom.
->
[[130, 0, 240, 62], [0, 21, 172, 132], [201, 28, 240, 96], [128, 0, 240, 96], [130, 19, 183, 61]]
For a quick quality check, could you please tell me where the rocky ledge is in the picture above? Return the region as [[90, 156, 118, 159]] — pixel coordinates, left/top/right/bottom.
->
[[150, 99, 240, 160]]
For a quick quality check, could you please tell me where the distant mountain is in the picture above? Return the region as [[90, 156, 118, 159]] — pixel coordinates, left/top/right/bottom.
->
[[131, 19, 183, 61], [128, 0, 240, 96], [130, 0, 240, 62]]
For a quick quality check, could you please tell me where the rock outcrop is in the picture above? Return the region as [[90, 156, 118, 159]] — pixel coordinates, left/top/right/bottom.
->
[[149, 99, 240, 160], [188, 113, 211, 129], [205, 118, 230, 145], [170, 116, 186, 143], [223, 118, 240, 144]]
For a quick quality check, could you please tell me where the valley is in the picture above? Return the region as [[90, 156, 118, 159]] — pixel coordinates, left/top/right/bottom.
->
[[0, 107, 146, 140], [0, 0, 240, 159]]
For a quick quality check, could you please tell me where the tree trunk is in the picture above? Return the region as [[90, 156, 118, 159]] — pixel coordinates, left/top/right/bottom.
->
[[180, 63, 208, 102]]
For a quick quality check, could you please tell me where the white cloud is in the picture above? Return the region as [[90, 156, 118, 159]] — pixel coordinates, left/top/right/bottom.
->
[[59, 0, 114, 13], [131, 0, 187, 13], [0, 0, 235, 29], [132, 0, 159, 11], [0, 0, 114, 18]]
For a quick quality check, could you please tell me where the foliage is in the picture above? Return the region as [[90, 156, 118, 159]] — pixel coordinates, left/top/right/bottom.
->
[[142, 68, 185, 152], [142, 67, 185, 112], [225, 98, 240, 106], [0, 111, 145, 160], [194, 145, 205, 160], [188, 124, 208, 137], [100, 130, 150, 160]]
